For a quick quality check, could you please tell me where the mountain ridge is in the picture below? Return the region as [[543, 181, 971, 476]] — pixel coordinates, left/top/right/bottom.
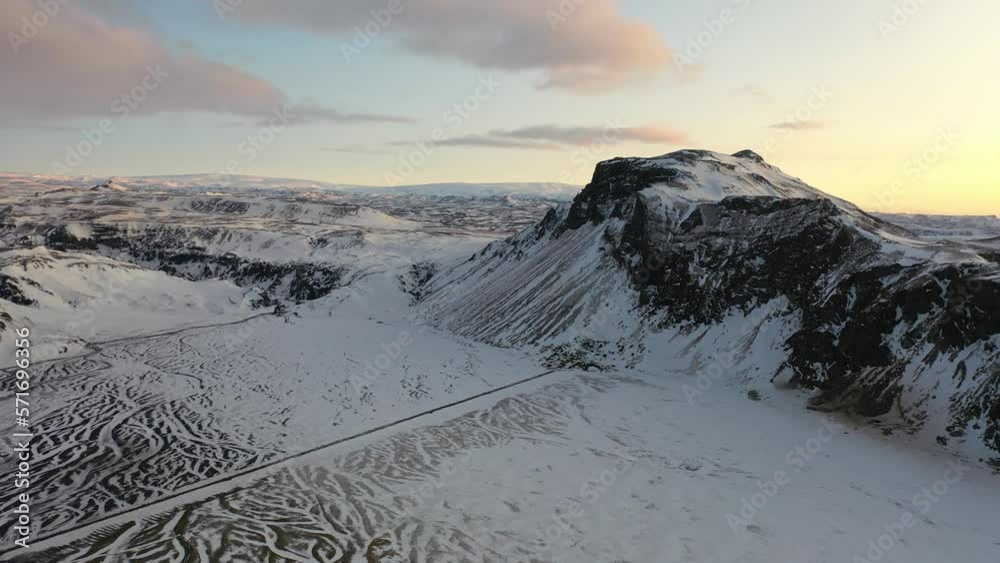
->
[[418, 150, 1000, 457]]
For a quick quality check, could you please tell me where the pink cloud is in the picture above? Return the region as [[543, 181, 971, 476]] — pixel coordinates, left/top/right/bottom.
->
[[0, 0, 406, 124], [226, 0, 675, 92], [410, 123, 690, 150]]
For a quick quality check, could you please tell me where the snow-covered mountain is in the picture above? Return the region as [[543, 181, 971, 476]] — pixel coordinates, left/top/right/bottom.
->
[[4, 163, 998, 458], [417, 149, 1000, 457], [876, 212, 1000, 241], [2, 164, 999, 562]]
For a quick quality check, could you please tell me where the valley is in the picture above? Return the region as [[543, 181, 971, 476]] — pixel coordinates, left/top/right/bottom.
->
[[0, 155, 997, 561]]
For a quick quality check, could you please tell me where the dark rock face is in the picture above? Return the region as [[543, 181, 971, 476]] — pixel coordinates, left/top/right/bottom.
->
[[732, 149, 766, 162], [617, 196, 862, 325], [402, 262, 438, 301], [613, 194, 999, 437], [188, 199, 252, 215], [563, 157, 692, 230], [31, 224, 347, 305], [421, 153, 1000, 453], [0, 274, 36, 307]]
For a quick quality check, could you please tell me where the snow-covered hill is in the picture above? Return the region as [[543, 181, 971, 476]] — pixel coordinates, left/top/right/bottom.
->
[[0, 175, 547, 372], [1, 164, 998, 561], [418, 149, 1000, 458], [0, 247, 252, 361], [876, 212, 1000, 241], [0, 172, 580, 200]]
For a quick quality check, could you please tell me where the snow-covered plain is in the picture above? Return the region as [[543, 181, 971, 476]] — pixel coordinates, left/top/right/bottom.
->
[[13, 353, 1000, 562], [0, 170, 997, 562]]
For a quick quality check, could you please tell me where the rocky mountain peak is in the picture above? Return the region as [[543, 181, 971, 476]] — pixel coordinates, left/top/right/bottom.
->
[[563, 149, 836, 230], [731, 149, 766, 162], [419, 154, 1000, 456], [89, 178, 129, 192]]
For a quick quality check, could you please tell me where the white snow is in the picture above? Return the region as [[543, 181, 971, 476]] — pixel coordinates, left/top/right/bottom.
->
[[639, 150, 841, 205], [0, 166, 997, 562], [0, 247, 252, 362], [0, 172, 581, 200]]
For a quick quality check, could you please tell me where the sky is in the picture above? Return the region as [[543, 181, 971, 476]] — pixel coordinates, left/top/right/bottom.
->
[[1, 0, 997, 215]]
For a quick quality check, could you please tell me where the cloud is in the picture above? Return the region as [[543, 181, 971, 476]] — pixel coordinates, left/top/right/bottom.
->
[[435, 136, 566, 151], [731, 84, 773, 104], [77, 0, 155, 27], [282, 104, 416, 127], [768, 120, 829, 131], [321, 145, 393, 155], [224, 0, 675, 92], [0, 0, 407, 125], [421, 123, 689, 150]]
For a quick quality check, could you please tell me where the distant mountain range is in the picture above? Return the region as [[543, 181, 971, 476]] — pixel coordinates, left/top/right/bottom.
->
[[0, 172, 582, 200]]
